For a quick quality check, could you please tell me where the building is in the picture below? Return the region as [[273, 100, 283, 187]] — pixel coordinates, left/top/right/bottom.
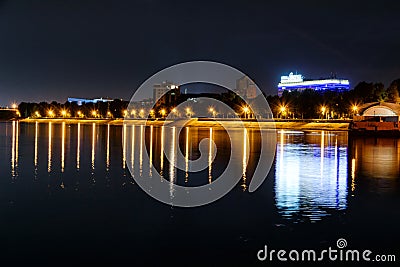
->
[[153, 81, 180, 108], [236, 76, 257, 99], [68, 97, 113, 106], [278, 72, 350, 96], [351, 102, 400, 134]]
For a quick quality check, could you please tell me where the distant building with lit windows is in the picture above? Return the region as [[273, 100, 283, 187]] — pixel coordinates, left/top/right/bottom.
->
[[153, 81, 180, 107], [278, 72, 350, 96], [236, 76, 257, 99]]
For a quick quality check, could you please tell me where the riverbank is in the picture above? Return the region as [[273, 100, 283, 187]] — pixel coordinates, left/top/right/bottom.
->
[[19, 118, 350, 131]]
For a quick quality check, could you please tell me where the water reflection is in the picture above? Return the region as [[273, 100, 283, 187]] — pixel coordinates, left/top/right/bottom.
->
[[5, 122, 400, 223], [169, 127, 176, 197], [34, 121, 38, 176], [140, 125, 143, 177], [130, 125, 134, 172], [242, 128, 248, 191], [185, 127, 189, 183], [149, 125, 152, 176], [91, 123, 95, 172], [349, 137, 400, 193], [61, 122, 65, 173], [11, 121, 19, 178], [77, 123, 81, 170], [208, 128, 213, 184], [275, 131, 348, 221], [123, 124, 127, 169], [48, 122, 52, 173]]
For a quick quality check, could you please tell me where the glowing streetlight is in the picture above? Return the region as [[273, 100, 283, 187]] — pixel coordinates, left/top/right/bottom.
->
[[160, 109, 166, 118], [35, 111, 40, 117], [321, 106, 327, 119], [123, 110, 128, 117], [77, 111, 82, 117], [47, 110, 54, 117], [242, 106, 250, 119], [11, 103, 17, 109], [139, 109, 145, 118], [92, 110, 97, 118], [352, 105, 358, 112], [61, 110, 67, 117], [107, 111, 112, 118], [186, 107, 193, 118]]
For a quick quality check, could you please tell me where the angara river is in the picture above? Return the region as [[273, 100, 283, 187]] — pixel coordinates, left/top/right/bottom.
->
[[0, 121, 399, 265]]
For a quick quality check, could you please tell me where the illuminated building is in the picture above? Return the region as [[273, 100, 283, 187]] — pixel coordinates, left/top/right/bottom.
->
[[153, 81, 180, 107], [236, 76, 257, 99], [67, 97, 113, 106], [278, 72, 350, 96]]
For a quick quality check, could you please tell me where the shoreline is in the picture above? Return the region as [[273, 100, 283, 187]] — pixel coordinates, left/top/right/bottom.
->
[[17, 118, 350, 131]]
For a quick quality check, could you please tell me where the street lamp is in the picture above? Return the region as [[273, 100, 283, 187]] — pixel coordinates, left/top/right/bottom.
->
[[186, 107, 192, 118], [209, 107, 216, 118], [136, 109, 145, 118], [160, 109, 166, 118], [92, 110, 97, 118], [242, 106, 250, 119], [321, 106, 327, 119], [352, 105, 358, 114], [11, 103, 17, 109], [279, 105, 287, 119], [61, 110, 67, 117]]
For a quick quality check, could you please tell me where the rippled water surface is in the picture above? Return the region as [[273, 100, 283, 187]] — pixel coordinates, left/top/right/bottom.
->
[[0, 121, 399, 265]]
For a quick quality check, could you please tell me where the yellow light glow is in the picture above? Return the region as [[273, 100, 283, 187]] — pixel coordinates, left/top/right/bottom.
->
[[280, 106, 286, 113], [242, 106, 249, 113], [352, 105, 358, 112], [160, 109, 166, 116], [61, 110, 67, 116], [172, 108, 177, 113], [321, 106, 326, 113], [92, 110, 97, 117], [47, 110, 54, 117], [11, 103, 17, 109], [35, 111, 40, 117]]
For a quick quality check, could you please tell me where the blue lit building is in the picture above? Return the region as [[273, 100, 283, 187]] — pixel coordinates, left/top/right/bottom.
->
[[67, 97, 113, 106], [278, 72, 350, 96]]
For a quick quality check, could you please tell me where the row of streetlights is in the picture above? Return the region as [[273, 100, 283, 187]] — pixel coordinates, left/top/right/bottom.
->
[[277, 104, 359, 119]]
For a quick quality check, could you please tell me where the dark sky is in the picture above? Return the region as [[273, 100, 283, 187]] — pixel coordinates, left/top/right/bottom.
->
[[0, 0, 399, 106]]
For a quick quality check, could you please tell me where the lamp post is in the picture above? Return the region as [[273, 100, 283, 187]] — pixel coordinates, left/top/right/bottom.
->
[[321, 106, 327, 119], [352, 105, 358, 116], [242, 106, 250, 119], [279, 105, 287, 119]]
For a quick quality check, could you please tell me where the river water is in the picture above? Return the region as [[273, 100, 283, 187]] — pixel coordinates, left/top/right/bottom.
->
[[0, 121, 399, 265]]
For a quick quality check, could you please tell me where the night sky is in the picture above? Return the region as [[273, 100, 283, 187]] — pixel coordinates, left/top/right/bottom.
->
[[0, 0, 399, 106]]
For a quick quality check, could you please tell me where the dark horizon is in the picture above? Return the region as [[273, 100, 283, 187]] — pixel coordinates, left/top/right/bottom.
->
[[1, 0, 400, 106]]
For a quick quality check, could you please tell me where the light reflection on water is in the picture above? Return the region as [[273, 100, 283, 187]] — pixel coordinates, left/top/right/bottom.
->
[[2, 121, 400, 222], [275, 130, 348, 221]]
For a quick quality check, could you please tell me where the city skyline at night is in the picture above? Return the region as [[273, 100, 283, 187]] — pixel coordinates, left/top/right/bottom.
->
[[0, 0, 399, 106]]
